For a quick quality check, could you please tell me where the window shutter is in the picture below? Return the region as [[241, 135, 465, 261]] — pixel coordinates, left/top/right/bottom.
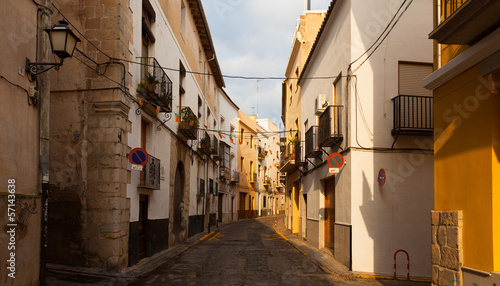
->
[[399, 63, 433, 96]]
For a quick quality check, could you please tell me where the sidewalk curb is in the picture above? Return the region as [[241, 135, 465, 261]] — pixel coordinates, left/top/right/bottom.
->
[[47, 221, 232, 282], [270, 216, 431, 284]]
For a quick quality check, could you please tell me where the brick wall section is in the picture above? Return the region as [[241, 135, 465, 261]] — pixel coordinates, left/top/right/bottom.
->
[[431, 210, 463, 286]]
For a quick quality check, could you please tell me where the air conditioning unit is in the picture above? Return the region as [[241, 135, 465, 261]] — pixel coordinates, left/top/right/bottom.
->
[[315, 94, 328, 115]]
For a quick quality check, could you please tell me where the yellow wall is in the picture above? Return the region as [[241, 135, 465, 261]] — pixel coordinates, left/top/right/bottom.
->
[[434, 64, 499, 271], [237, 110, 257, 210]]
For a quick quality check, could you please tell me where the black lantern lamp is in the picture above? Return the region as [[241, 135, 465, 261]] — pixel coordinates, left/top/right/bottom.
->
[[26, 20, 80, 77]]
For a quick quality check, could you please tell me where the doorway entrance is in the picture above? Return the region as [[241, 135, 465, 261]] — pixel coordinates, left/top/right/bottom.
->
[[138, 195, 148, 259], [325, 179, 335, 251], [218, 193, 223, 222], [173, 161, 185, 243]]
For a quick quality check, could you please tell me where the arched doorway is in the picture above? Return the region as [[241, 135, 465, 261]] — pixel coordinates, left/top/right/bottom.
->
[[173, 161, 185, 243]]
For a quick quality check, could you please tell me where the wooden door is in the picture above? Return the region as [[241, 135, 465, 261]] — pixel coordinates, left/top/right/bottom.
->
[[325, 179, 335, 251]]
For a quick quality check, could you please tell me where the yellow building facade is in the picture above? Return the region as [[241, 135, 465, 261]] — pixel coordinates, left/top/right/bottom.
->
[[424, 0, 500, 284], [237, 110, 258, 219], [281, 9, 325, 235]]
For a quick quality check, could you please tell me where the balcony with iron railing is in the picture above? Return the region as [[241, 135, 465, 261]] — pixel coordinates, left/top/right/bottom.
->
[[294, 141, 307, 168], [136, 57, 173, 113], [305, 126, 322, 159], [212, 135, 221, 161], [264, 176, 271, 186], [279, 141, 297, 173], [139, 155, 161, 190], [178, 106, 198, 140], [199, 131, 211, 155], [318, 105, 343, 148], [250, 172, 257, 183], [230, 171, 239, 184], [220, 166, 231, 182], [258, 147, 266, 161], [392, 95, 433, 136], [429, 0, 500, 45]]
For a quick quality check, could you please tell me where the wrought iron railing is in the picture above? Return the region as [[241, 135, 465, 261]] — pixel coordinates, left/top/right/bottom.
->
[[199, 131, 211, 154], [211, 135, 221, 161], [231, 171, 239, 183], [137, 57, 173, 113], [220, 166, 231, 181], [140, 155, 160, 189], [250, 172, 257, 183], [305, 126, 322, 158], [392, 95, 433, 135], [281, 141, 297, 167], [294, 141, 305, 167], [439, 0, 468, 25], [178, 106, 198, 140], [318, 105, 343, 147]]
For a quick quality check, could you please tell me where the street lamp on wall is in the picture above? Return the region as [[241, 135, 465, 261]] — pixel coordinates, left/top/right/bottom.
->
[[26, 20, 80, 77]]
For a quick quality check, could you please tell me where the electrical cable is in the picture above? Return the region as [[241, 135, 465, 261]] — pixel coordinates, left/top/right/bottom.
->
[[0, 75, 36, 107], [352, 0, 414, 73]]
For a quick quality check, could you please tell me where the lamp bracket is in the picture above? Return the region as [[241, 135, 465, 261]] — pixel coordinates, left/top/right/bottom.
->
[[26, 58, 63, 76]]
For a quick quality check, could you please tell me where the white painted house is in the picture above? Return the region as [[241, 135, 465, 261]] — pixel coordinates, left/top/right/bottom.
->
[[295, 0, 434, 278]]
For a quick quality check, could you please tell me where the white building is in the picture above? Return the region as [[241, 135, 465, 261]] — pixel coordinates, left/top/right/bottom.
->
[[294, 0, 434, 278], [217, 90, 239, 223], [256, 119, 282, 217]]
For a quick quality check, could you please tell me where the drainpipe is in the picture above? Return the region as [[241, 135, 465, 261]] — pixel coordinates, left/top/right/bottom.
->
[[38, 0, 51, 284]]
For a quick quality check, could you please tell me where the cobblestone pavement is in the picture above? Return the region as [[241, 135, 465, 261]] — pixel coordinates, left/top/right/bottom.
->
[[47, 216, 430, 286]]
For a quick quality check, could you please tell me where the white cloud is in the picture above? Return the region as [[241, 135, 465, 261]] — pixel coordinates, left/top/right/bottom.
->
[[202, 0, 332, 125]]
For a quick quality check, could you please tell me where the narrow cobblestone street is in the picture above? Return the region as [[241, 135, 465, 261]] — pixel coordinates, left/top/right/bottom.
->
[[127, 216, 429, 286], [47, 216, 431, 285]]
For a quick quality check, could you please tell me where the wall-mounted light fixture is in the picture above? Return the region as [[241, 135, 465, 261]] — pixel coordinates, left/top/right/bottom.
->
[[26, 20, 80, 77]]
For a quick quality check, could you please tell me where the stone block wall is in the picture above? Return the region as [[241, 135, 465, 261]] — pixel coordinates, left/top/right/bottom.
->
[[431, 210, 463, 286]]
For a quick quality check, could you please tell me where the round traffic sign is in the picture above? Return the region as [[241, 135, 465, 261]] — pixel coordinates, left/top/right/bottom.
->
[[129, 148, 149, 166], [327, 153, 344, 169], [378, 169, 386, 186]]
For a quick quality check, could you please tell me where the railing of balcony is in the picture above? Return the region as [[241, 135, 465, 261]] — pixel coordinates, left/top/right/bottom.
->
[[281, 141, 296, 166], [295, 141, 306, 167], [220, 166, 231, 181], [439, 0, 468, 25], [250, 172, 257, 183], [318, 105, 343, 147], [140, 155, 161, 189], [212, 135, 221, 160], [305, 126, 322, 159], [137, 57, 173, 113], [199, 131, 211, 154], [178, 106, 198, 140], [392, 95, 433, 135], [231, 171, 239, 183]]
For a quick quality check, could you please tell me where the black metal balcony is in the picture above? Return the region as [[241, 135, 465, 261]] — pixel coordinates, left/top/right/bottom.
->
[[140, 155, 160, 190], [280, 141, 297, 172], [429, 0, 500, 45], [199, 131, 211, 155], [294, 141, 307, 167], [318, 105, 343, 147], [178, 106, 198, 140], [211, 135, 221, 161], [305, 126, 322, 159], [230, 171, 239, 184], [136, 57, 173, 113], [392, 95, 433, 136], [250, 172, 257, 183], [220, 166, 230, 182]]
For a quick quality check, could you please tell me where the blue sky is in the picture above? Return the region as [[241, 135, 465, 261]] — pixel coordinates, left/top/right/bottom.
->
[[201, 0, 332, 128]]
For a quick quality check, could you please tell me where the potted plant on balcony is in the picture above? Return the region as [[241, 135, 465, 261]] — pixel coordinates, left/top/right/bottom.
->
[[289, 137, 300, 145], [137, 72, 159, 93], [179, 106, 199, 129]]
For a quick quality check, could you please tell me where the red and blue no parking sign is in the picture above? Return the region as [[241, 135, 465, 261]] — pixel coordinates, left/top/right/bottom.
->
[[129, 148, 149, 166]]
